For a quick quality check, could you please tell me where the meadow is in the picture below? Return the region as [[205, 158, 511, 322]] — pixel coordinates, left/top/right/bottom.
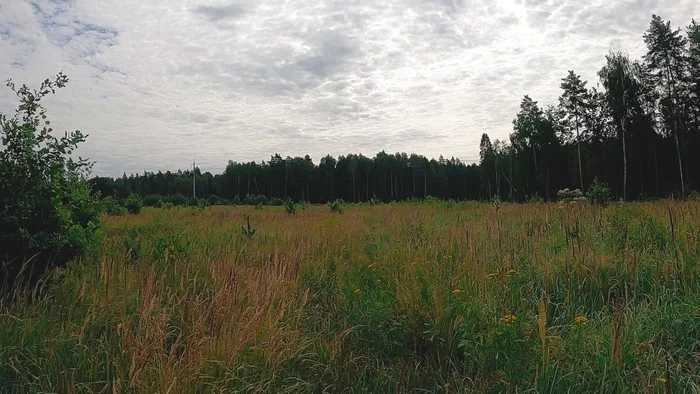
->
[[1, 200, 699, 392]]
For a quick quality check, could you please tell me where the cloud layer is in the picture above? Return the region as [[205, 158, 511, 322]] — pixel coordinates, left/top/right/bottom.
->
[[1, 0, 698, 176]]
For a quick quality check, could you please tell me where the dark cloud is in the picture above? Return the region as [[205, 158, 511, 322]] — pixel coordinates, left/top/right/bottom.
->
[[191, 3, 247, 22]]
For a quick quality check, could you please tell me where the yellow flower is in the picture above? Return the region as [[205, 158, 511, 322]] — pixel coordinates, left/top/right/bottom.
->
[[487, 273, 497, 279], [500, 314, 517, 325], [574, 316, 588, 325], [452, 288, 463, 295], [506, 269, 516, 277], [367, 263, 376, 269], [354, 288, 361, 295], [657, 377, 667, 383]]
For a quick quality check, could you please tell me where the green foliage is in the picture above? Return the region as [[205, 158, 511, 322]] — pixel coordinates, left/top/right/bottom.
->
[[587, 178, 613, 206], [269, 197, 284, 206], [284, 198, 296, 215], [207, 194, 220, 206], [241, 215, 256, 238], [124, 193, 143, 215], [143, 194, 162, 207], [557, 188, 587, 204], [0, 72, 100, 289], [243, 194, 268, 206], [101, 196, 126, 216], [329, 199, 344, 213], [167, 193, 188, 206]]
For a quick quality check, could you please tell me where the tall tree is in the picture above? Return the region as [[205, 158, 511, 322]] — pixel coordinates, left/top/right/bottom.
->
[[559, 70, 591, 191], [512, 95, 545, 197], [598, 51, 641, 200], [644, 14, 688, 196]]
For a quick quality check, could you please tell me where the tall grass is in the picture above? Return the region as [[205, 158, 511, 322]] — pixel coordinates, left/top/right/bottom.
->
[[1, 201, 699, 392]]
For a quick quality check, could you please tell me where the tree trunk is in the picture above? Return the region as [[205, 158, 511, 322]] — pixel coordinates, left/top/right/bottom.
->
[[674, 132, 684, 197], [424, 170, 427, 198], [532, 142, 538, 197], [576, 115, 584, 191], [621, 117, 627, 201], [352, 170, 356, 203]]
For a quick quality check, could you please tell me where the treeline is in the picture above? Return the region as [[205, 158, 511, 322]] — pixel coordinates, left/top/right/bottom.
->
[[91, 15, 700, 204], [480, 15, 700, 201], [89, 153, 481, 205]]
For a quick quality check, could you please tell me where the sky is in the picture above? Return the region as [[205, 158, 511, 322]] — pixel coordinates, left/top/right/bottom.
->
[[1, 0, 699, 176]]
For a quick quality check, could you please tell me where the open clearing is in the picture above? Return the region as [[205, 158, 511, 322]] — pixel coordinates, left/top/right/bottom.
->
[[2, 201, 700, 392]]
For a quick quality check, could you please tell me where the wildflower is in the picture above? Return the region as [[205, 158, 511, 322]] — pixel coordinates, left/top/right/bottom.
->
[[367, 263, 376, 269], [657, 377, 667, 383], [500, 314, 517, 325], [574, 316, 588, 325], [487, 273, 497, 279], [452, 288, 463, 295], [354, 288, 361, 295]]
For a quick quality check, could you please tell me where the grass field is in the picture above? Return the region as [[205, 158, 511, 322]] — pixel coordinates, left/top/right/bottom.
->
[[1, 201, 700, 392]]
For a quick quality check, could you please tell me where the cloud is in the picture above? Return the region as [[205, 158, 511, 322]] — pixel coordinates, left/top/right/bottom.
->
[[192, 3, 248, 22], [0, 0, 698, 176]]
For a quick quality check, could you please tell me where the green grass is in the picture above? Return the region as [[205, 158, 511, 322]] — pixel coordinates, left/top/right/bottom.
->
[[1, 201, 700, 392]]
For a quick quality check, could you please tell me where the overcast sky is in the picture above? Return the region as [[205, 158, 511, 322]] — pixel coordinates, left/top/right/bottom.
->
[[1, 0, 698, 176]]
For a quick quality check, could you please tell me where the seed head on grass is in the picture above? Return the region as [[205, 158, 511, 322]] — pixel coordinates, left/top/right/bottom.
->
[[451, 288, 463, 295], [500, 314, 517, 325], [354, 288, 361, 295], [574, 316, 588, 325]]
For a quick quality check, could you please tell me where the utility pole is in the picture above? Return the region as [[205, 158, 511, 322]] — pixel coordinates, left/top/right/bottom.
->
[[193, 159, 196, 198]]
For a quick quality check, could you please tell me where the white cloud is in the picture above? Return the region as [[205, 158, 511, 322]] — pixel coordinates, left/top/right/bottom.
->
[[1, 0, 698, 175]]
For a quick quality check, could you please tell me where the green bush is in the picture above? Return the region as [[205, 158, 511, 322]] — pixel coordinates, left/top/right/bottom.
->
[[167, 193, 188, 206], [207, 194, 220, 205], [0, 72, 100, 290], [269, 197, 284, 206], [329, 199, 344, 213], [284, 198, 296, 214], [587, 178, 612, 206], [101, 196, 126, 216], [124, 194, 143, 214], [143, 194, 163, 207]]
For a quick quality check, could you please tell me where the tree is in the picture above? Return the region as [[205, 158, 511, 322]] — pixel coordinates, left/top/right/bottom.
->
[[559, 70, 591, 191], [598, 51, 641, 200], [1, 73, 99, 291], [512, 95, 545, 197], [479, 133, 494, 198], [644, 15, 688, 196]]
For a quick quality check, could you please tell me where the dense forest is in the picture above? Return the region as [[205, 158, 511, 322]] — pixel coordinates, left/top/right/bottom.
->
[[91, 15, 700, 204]]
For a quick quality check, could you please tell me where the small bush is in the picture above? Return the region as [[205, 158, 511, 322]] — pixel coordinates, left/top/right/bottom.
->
[[587, 178, 612, 206], [329, 199, 344, 214], [269, 197, 284, 206], [284, 198, 296, 215], [168, 193, 188, 206], [558, 188, 587, 205], [101, 196, 126, 216], [124, 193, 143, 214], [207, 194, 220, 206], [143, 194, 163, 207]]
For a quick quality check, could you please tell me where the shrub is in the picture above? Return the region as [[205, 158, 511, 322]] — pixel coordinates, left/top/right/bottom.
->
[[0, 72, 100, 290], [329, 199, 344, 213], [587, 178, 612, 206], [284, 198, 296, 214], [101, 196, 126, 216], [143, 194, 163, 207], [124, 193, 143, 214], [207, 194, 220, 206], [167, 193, 188, 206], [269, 197, 284, 206], [558, 188, 587, 205]]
